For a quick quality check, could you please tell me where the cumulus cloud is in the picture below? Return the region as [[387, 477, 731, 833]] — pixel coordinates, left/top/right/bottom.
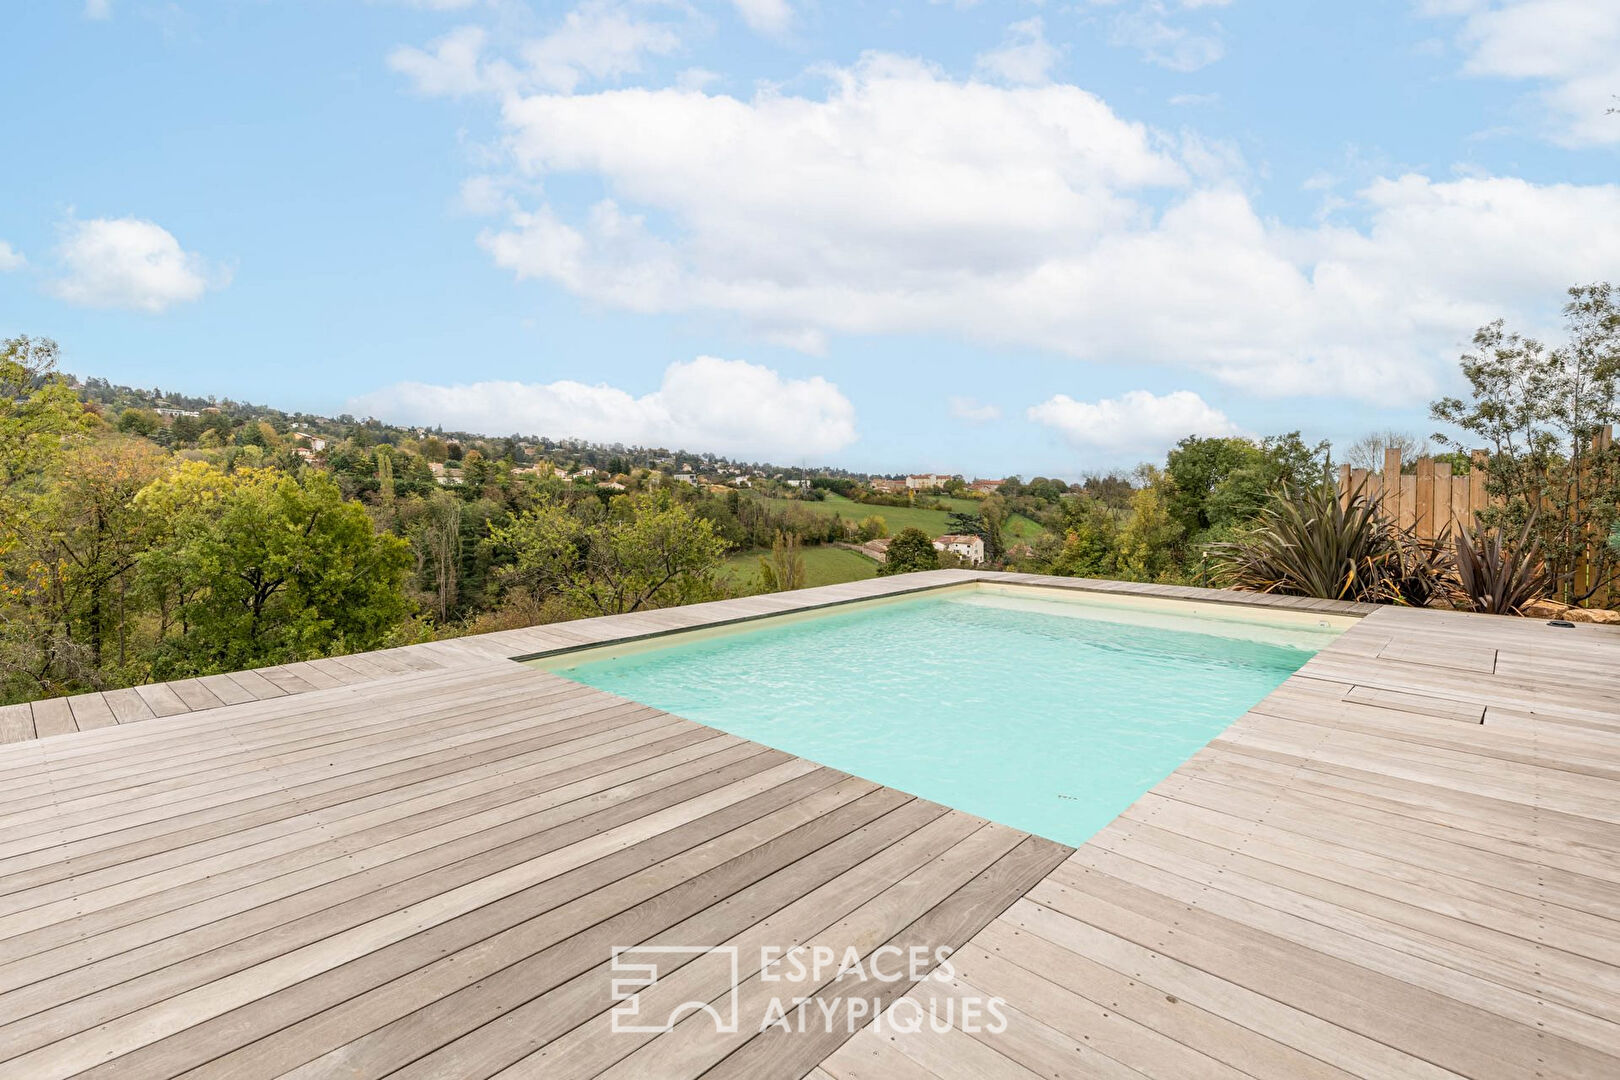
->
[[1102, 1, 1228, 71], [0, 242, 24, 272], [1426, 0, 1620, 145], [950, 396, 1003, 423], [456, 53, 1620, 403], [46, 217, 225, 312], [731, 0, 794, 38], [975, 18, 1061, 85], [388, 0, 683, 97], [389, 26, 496, 97], [348, 356, 857, 459], [1028, 390, 1241, 454]]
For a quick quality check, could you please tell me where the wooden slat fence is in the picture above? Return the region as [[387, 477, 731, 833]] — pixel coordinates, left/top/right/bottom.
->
[[1337, 426, 1616, 605], [1337, 449, 1490, 541]]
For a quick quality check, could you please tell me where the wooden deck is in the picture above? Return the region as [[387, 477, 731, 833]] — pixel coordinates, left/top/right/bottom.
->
[[1, 571, 1617, 1078]]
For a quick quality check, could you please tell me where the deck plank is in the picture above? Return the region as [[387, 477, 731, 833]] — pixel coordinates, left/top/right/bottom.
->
[[0, 703, 35, 744], [29, 697, 76, 738], [65, 694, 117, 731]]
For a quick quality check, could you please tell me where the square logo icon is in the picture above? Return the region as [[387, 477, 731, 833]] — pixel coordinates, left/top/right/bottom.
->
[[610, 945, 741, 1034]]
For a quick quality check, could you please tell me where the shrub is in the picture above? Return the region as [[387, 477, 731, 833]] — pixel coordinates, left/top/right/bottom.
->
[[1453, 521, 1550, 615], [1208, 482, 1395, 602], [879, 527, 940, 575]]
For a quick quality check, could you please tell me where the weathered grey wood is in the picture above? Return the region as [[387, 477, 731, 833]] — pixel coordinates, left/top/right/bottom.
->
[[195, 672, 258, 705], [133, 680, 192, 718], [1, 571, 1617, 1080], [65, 694, 117, 731], [0, 703, 35, 744], [1343, 684, 1486, 724], [29, 697, 75, 738], [221, 668, 286, 701], [95, 687, 153, 725], [166, 678, 226, 712]]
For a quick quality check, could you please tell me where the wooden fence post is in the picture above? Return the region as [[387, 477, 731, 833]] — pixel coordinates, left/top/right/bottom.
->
[[1468, 450, 1488, 529], [1383, 447, 1401, 522], [1414, 458, 1435, 540], [1433, 460, 1452, 540]]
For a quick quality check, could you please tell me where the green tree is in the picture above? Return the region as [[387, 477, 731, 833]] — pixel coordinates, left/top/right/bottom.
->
[[1046, 497, 1118, 578], [1115, 481, 1181, 583], [116, 408, 161, 437], [1166, 432, 1329, 542], [755, 531, 806, 592], [404, 489, 463, 623], [1, 336, 88, 495], [878, 527, 940, 575], [855, 514, 889, 542], [1, 439, 165, 698], [1431, 283, 1620, 603], [376, 447, 396, 524], [137, 463, 412, 676], [491, 491, 726, 615]]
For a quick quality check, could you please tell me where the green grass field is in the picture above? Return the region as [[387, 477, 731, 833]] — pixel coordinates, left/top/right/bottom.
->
[[720, 544, 880, 590], [745, 491, 1045, 541]]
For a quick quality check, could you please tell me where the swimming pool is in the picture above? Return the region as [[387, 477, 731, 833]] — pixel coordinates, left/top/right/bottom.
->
[[540, 584, 1348, 845]]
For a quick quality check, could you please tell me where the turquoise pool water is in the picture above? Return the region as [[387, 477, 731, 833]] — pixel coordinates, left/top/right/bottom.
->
[[547, 587, 1343, 845]]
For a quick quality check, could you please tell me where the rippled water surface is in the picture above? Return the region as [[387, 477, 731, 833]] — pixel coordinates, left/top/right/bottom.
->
[[553, 589, 1338, 844]]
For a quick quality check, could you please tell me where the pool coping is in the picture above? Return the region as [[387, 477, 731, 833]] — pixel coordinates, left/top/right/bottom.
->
[[0, 571, 1379, 746]]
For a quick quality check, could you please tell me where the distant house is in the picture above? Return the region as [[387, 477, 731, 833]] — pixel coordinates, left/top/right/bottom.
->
[[292, 432, 328, 453], [597, 480, 627, 492], [730, 475, 752, 487], [906, 473, 953, 491], [154, 406, 201, 419], [933, 533, 985, 565], [968, 478, 1004, 494], [574, 466, 597, 477], [672, 472, 698, 486], [870, 478, 906, 495], [429, 462, 461, 486], [782, 478, 810, 488]]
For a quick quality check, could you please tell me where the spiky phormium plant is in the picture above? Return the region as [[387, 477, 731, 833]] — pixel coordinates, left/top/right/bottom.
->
[[1453, 520, 1550, 615], [1209, 481, 1397, 603]]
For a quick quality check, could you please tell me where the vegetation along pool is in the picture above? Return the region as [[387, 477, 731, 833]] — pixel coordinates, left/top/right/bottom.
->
[[540, 585, 1350, 845]]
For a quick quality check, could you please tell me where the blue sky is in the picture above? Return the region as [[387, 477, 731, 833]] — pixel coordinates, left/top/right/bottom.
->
[[2, 1, 1617, 477]]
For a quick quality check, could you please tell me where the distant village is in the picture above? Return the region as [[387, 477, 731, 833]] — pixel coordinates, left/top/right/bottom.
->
[[75, 376, 1015, 566]]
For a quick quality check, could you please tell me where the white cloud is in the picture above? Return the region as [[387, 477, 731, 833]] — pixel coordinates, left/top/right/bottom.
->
[[522, 0, 681, 92], [1103, 1, 1228, 72], [731, 0, 794, 38], [950, 396, 1003, 423], [457, 54, 1620, 403], [84, 0, 112, 19], [1428, 0, 1620, 145], [0, 242, 24, 272], [46, 217, 225, 312], [975, 18, 1061, 86], [348, 356, 857, 459], [1028, 390, 1240, 454], [389, 26, 496, 97], [388, 1, 682, 98]]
